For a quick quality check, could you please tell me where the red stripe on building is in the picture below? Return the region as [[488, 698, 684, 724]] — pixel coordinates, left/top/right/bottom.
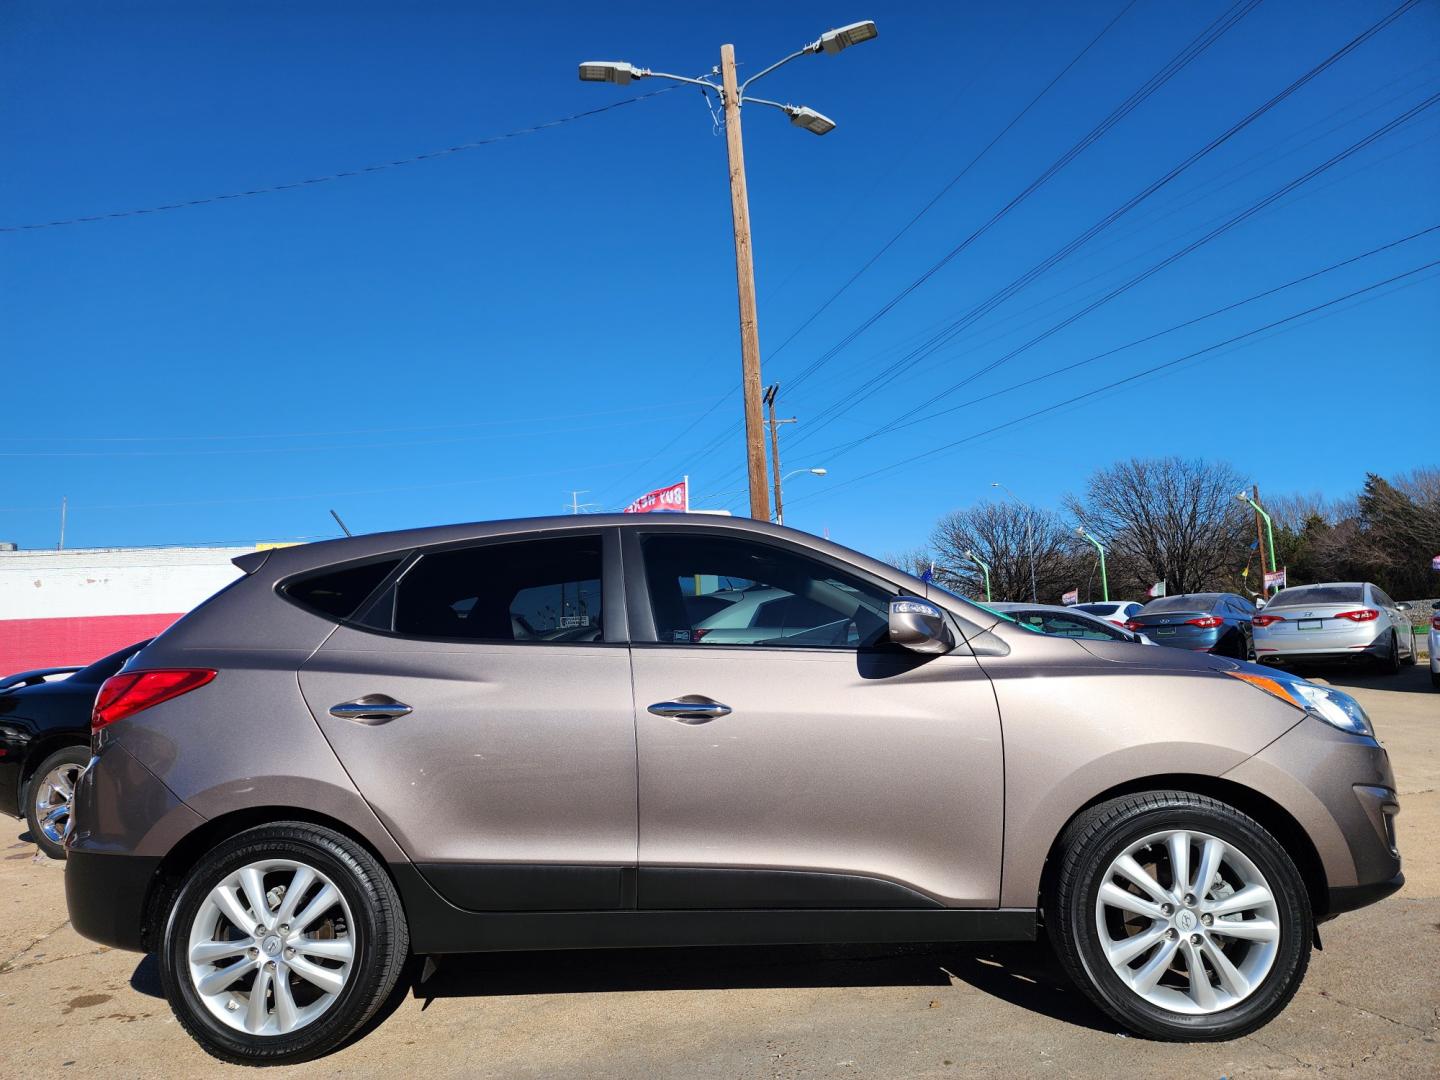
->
[[0, 613, 182, 673]]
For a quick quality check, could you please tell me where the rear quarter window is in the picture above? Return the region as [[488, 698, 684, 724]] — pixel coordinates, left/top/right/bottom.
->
[[283, 558, 404, 621]]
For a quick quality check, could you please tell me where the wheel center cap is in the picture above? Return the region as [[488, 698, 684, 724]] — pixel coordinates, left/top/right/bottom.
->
[[261, 934, 283, 956], [1174, 909, 1197, 932]]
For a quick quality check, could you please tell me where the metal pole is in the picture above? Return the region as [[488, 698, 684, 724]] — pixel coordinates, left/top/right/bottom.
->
[[720, 44, 771, 522], [764, 385, 782, 524], [1078, 528, 1108, 602], [58, 496, 66, 550], [1252, 483, 1267, 588], [1240, 491, 1277, 594], [965, 551, 992, 603], [1026, 514, 1037, 602]]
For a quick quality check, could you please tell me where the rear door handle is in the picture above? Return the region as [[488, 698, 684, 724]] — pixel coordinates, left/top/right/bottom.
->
[[648, 696, 732, 724], [329, 694, 412, 724]]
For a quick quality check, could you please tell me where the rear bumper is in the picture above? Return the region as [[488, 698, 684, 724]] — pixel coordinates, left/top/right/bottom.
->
[[1256, 626, 1389, 663], [1328, 872, 1404, 916], [65, 850, 160, 952]]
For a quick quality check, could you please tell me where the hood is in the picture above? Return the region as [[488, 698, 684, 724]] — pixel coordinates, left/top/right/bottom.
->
[[1074, 638, 1242, 672]]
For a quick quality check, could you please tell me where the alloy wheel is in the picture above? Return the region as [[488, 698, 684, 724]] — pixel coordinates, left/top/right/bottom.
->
[[32, 762, 83, 846], [186, 859, 356, 1036], [1093, 828, 1280, 1015]]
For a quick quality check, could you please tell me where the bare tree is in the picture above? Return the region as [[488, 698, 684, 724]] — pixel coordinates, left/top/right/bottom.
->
[[877, 547, 936, 580], [1068, 457, 1251, 597], [930, 502, 1086, 603]]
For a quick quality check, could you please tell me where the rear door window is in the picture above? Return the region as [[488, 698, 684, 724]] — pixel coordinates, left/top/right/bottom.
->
[[394, 536, 604, 642]]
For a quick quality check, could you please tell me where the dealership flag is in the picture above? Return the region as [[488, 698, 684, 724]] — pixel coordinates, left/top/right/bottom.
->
[[1432, 553, 1440, 571], [1148, 581, 1167, 598], [623, 477, 689, 514], [1264, 567, 1287, 590], [1062, 589, 1079, 606]]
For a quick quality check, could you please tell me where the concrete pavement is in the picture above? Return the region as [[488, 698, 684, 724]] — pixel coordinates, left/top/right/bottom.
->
[[1, 665, 1436, 1078]]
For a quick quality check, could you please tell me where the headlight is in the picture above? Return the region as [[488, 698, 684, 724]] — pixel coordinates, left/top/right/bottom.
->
[[1224, 671, 1374, 737]]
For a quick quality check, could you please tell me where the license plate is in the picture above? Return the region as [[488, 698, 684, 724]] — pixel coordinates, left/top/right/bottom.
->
[[1297, 619, 1323, 631], [1155, 627, 1177, 636]]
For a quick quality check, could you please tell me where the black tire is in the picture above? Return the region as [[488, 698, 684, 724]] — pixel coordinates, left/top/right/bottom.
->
[[1047, 791, 1311, 1041], [1431, 670, 1440, 690], [23, 745, 89, 860], [1379, 632, 1402, 675], [1401, 635, 1416, 666], [159, 822, 409, 1065]]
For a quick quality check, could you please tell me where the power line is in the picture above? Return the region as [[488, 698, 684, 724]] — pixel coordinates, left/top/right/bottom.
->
[[778, 0, 1268, 397], [786, 258, 1440, 505], [781, 93, 1440, 465], [807, 223, 1440, 465], [776, 1, 1428, 457], [1, 87, 676, 234], [761, 0, 1143, 368]]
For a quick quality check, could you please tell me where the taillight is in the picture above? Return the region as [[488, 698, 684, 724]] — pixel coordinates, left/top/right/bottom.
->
[[1186, 616, 1225, 628], [93, 669, 217, 732], [1332, 609, 1379, 623], [1252, 614, 1285, 628], [1124, 619, 1144, 632], [1430, 615, 1440, 631], [1108, 620, 1127, 627]]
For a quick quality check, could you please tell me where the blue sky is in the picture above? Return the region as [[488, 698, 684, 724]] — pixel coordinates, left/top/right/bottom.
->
[[3, 0, 1437, 557]]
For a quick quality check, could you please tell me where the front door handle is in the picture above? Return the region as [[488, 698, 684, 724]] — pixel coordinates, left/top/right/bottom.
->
[[329, 694, 412, 724], [648, 696, 732, 724]]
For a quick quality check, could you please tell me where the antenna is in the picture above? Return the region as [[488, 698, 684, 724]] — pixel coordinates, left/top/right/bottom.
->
[[567, 490, 601, 514], [329, 509, 353, 537]]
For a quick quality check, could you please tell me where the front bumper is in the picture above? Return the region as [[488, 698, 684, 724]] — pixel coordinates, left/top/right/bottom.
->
[[1223, 718, 1402, 919]]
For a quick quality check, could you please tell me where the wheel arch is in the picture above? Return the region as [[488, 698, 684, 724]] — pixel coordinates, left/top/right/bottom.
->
[[141, 805, 407, 953], [1036, 773, 1329, 923]]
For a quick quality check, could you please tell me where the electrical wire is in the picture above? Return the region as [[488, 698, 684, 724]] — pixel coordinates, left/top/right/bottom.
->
[[1, 87, 677, 234]]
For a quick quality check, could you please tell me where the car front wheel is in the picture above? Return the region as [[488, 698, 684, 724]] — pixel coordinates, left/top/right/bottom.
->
[[1048, 791, 1311, 1040], [159, 822, 409, 1065]]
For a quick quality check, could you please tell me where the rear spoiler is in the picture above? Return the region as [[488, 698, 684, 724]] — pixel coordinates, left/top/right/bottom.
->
[[232, 549, 273, 575]]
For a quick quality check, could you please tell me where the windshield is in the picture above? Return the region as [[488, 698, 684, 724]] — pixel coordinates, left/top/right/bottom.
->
[[1267, 584, 1364, 608], [926, 583, 1031, 629], [1074, 603, 1116, 615]]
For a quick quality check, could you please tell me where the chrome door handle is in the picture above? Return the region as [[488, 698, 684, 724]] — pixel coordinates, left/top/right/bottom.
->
[[648, 696, 732, 724], [329, 694, 412, 724]]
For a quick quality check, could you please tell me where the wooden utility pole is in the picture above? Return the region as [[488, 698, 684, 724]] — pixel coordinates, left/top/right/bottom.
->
[[719, 43, 771, 521], [763, 384, 797, 524]]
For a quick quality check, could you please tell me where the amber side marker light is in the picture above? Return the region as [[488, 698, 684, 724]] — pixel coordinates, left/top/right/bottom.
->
[[1223, 670, 1305, 709]]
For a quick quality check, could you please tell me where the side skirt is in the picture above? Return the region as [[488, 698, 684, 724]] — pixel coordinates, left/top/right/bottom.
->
[[391, 864, 1036, 954]]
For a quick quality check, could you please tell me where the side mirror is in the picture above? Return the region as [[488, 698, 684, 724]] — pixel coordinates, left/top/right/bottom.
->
[[1395, 602, 1410, 611], [889, 597, 955, 654]]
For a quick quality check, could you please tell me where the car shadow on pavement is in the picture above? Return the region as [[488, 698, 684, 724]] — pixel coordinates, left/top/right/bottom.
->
[[1302, 662, 1433, 697], [388, 940, 1114, 1034]]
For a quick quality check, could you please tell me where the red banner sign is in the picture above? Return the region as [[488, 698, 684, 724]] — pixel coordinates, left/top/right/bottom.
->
[[623, 478, 689, 514]]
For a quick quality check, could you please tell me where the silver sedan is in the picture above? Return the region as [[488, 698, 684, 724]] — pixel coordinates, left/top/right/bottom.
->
[[1253, 582, 1415, 674]]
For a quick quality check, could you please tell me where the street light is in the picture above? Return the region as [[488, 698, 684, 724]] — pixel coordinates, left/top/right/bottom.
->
[[992, 481, 1038, 602], [964, 550, 993, 604], [1237, 490, 1278, 594], [775, 468, 826, 525], [579, 21, 877, 522], [1075, 526, 1108, 602]]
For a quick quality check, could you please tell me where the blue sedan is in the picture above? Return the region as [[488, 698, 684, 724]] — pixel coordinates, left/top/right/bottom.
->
[[1125, 592, 1256, 659]]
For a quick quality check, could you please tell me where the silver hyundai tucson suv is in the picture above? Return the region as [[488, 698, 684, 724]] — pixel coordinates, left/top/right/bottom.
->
[[63, 515, 1403, 1065]]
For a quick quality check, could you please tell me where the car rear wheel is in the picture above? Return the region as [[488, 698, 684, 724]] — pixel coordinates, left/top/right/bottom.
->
[[1379, 632, 1402, 675], [1048, 791, 1310, 1040], [24, 746, 89, 860], [159, 822, 409, 1065]]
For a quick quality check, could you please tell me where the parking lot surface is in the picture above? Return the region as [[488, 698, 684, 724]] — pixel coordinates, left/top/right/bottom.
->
[[1, 666, 1435, 1079]]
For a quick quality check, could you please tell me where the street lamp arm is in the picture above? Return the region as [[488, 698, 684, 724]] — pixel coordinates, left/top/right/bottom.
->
[[738, 47, 814, 93], [643, 69, 723, 91]]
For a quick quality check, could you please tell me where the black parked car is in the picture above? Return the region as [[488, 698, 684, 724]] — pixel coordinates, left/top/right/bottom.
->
[[1125, 592, 1256, 659], [0, 640, 149, 858]]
